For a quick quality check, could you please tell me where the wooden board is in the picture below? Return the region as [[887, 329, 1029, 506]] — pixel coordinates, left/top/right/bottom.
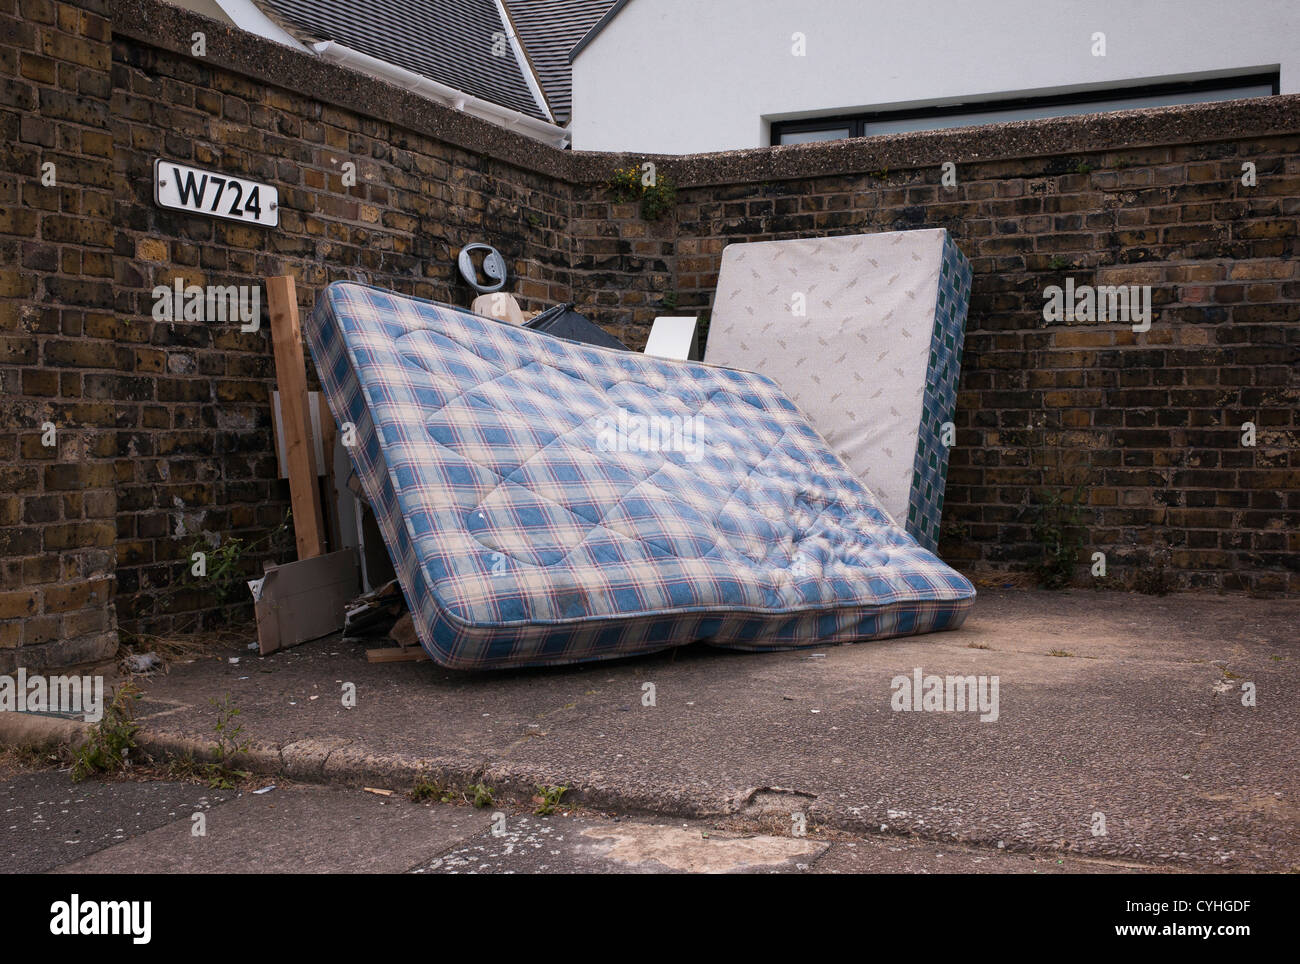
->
[[366, 647, 430, 663], [270, 390, 328, 480], [266, 275, 327, 560]]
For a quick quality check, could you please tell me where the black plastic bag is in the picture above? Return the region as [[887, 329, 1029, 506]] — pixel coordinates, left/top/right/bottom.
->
[[525, 303, 629, 351]]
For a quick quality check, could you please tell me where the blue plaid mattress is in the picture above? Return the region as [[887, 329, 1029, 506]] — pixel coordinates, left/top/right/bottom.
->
[[304, 282, 975, 670]]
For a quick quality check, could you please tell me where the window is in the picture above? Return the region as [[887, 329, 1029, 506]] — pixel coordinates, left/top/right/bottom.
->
[[775, 125, 853, 145], [770, 72, 1279, 146]]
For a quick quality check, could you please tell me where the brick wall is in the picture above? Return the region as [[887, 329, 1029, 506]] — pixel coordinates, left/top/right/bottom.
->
[[0, 0, 119, 672], [668, 125, 1300, 594], [108, 25, 573, 636], [3, 0, 1298, 671], [567, 180, 676, 348]]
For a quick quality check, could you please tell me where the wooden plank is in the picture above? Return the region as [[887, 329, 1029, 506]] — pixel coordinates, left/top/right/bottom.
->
[[266, 275, 326, 560], [366, 647, 430, 663], [268, 394, 284, 478], [271, 390, 327, 480]]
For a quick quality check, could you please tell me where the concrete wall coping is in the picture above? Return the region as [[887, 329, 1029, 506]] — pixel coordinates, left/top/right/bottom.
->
[[662, 94, 1300, 187]]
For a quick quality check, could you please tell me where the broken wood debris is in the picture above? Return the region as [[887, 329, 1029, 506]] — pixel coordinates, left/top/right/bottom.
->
[[342, 579, 405, 641]]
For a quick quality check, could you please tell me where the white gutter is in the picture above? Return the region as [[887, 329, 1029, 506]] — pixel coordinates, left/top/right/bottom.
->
[[210, 0, 309, 51], [492, 0, 556, 124], [313, 40, 570, 148]]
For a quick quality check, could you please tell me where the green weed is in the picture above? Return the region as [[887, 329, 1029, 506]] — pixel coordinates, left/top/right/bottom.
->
[[533, 784, 568, 816], [71, 682, 141, 781]]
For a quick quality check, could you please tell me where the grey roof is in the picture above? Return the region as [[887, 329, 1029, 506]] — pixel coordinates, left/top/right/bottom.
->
[[504, 0, 617, 122], [257, 0, 550, 120], [566, 0, 631, 63]]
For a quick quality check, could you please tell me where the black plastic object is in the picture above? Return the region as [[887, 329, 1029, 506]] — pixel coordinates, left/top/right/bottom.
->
[[525, 303, 629, 352]]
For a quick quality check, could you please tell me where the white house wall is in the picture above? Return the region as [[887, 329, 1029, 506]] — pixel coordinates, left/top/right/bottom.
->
[[569, 0, 1300, 153]]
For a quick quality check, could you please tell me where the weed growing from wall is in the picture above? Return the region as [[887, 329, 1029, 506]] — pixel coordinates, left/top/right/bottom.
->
[[607, 165, 676, 220], [1031, 484, 1088, 589]]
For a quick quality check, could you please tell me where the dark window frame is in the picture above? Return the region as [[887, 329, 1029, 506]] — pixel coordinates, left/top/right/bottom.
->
[[769, 71, 1281, 146]]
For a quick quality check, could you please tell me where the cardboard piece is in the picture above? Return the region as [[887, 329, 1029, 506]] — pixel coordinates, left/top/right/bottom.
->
[[644, 316, 700, 360], [250, 548, 361, 655], [388, 612, 418, 649]]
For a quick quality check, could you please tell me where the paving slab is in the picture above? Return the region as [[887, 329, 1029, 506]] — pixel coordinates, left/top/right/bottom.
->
[[0, 769, 231, 874], [54, 783, 490, 874], [69, 590, 1300, 870], [416, 814, 827, 874], [414, 812, 1152, 874], [809, 836, 1152, 874]]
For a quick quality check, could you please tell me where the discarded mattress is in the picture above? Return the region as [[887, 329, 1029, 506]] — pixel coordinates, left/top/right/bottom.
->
[[705, 229, 972, 551], [305, 282, 975, 670]]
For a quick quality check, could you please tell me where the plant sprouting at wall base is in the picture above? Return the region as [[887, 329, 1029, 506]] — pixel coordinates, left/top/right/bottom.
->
[[185, 536, 247, 605], [156, 510, 295, 626], [1031, 484, 1088, 589]]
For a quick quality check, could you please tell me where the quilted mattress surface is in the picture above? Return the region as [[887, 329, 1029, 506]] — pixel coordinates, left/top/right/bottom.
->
[[305, 282, 975, 670], [705, 229, 972, 551]]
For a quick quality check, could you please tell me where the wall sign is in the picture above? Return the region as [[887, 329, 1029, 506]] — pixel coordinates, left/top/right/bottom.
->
[[153, 159, 279, 228]]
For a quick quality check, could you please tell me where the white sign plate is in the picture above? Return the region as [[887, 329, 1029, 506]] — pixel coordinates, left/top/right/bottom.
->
[[153, 158, 279, 227]]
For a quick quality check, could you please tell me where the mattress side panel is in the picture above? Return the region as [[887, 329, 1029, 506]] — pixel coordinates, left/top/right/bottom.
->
[[303, 283, 470, 665], [905, 233, 974, 552]]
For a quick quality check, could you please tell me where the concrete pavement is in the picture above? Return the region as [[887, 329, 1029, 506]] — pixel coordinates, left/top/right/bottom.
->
[[1, 768, 233, 873], [1, 768, 1147, 873], [3, 589, 1296, 872]]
